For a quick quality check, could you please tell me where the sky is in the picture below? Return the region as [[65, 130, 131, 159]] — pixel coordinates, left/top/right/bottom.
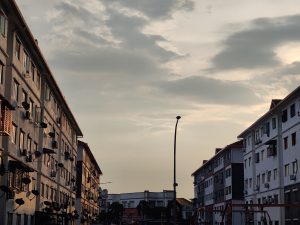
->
[[15, 0, 300, 199]]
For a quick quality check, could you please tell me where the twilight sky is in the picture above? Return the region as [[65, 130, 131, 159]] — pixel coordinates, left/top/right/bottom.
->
[[16, 0, 300, 198]]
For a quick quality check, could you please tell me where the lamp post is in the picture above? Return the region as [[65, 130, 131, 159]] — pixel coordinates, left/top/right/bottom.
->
[[173, 116, 181, 225]]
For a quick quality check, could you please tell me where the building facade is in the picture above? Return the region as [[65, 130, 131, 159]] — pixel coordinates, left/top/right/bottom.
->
[[238, 86, 300, 225], [0, 1, 105, 225], [192, 141, 244, 225], [76, 141, 102, 225]]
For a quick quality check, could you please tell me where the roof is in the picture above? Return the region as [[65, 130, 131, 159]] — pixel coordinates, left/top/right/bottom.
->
[[78, 141, 102, 174], [5, 0, 83, 137], [238, 85, 300, 138], [191, 140, 243, 176], [176, 198, 192, 207]]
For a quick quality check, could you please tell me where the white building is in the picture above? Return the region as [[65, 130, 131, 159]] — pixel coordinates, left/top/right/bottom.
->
[[192, 141, 244, 225], [238, 86, 300, 225], [108, 190, 174, 209]]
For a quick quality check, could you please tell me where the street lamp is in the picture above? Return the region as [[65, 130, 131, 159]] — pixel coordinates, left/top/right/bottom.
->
[[173, 116, 181, 225]]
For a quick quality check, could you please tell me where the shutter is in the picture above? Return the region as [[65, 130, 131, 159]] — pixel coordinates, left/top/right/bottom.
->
[[0, 105, 12, 136]]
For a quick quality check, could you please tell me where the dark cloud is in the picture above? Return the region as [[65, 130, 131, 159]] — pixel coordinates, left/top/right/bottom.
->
[[159, 76, 261, 105], [211, 15, 300, 71], [105, 9, 180, 61], [49, 46, 163, 78]]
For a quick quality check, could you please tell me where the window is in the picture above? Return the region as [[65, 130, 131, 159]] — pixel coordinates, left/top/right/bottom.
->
[[29, 99, 34, 116], [19, 130, 25, 150], [244, 159, 247, 168], [36, 72, 41, 89], [267, 171, 271, 182], [7, 213, 13, 225], [249, 157, 251, 166], [255, 153, 259, 163], [262, 173, 265, 184], [24, 214, 28, 225], [249, 178, 252, 188], [27, 136, 31, 152], [257, 174, 260, 185], [245, 179, 248, 189], [31, 62, 35, 81], [284, 137, 288, 150], [261, 150, 264, 161], [282, 109, 288, 122], [23, 51, 30, 72], [15, 37, 21, 60], [46, 185, 49, 199], [0, 11, 7, 37], [22, 90, 28, 104], [274, 168, 278, 180], [292, 161, 298, 174], [0, 61, 4, 84], [41, 183, 44, 197], [11, 124, 17, 144], [285, 164, 290, 177], [292, 132, 296, 146], [291, 104, 296, 118], [272, 117, 276, 129], [13, 79, 19, 101], [16, 214, 21, 225]]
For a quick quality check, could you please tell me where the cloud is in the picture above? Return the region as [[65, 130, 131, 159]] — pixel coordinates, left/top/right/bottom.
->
[[102, 0, 194, 20], [211, 15, 300, 71], [280, 61, 300, 75], [158, 76, 261, 105]]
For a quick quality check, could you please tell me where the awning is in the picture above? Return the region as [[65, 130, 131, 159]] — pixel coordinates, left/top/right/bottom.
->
[[43, 148, 56, 154], [265, 139, 277, 145], [8, 160, 34, 172]]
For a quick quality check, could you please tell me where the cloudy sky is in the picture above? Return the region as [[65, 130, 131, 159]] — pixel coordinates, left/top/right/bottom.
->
[[16, 0, 300, 198]]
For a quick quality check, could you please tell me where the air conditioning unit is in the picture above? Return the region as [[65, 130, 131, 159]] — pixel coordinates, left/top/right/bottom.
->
[[26, 155, 33, 162], [50, 170, 57, 177], [23, 111, 31, 120], [290, 174, 297, 180], [52, 140, 58, 149], [21, 149, 27, 156], [264, 183, 270, 188]]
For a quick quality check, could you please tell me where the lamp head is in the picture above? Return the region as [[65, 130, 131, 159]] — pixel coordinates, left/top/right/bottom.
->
[[176, 116, 181, 120]]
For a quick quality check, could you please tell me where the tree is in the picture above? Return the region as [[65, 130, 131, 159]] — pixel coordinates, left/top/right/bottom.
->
[[108, 202, 124, 225]]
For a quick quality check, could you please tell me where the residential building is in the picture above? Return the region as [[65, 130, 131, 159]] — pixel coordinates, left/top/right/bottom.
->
[[76, 141, 102, 225], [0, 1, 86, 225], [192, 141, 244, 225], [238, 86, 300, 225]]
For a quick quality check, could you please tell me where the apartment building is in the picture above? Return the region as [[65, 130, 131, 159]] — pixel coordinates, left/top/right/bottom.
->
[[0, 1, 85, 225], [76, 141, 102, 225], [238, 86, 300, 225], [192, 141, 244, 225]]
